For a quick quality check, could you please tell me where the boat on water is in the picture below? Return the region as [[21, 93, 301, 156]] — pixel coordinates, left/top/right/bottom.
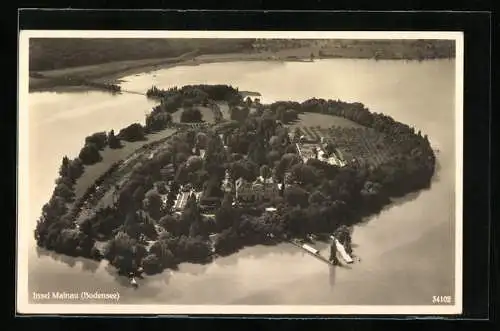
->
[[301, 243, 320, 255]]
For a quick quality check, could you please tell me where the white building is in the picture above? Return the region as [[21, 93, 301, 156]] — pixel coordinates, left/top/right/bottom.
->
[[296, 141, 347, 167]]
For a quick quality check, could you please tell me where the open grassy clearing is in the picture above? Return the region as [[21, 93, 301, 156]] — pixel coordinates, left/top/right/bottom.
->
[[289, 112, 365, 130], [75, 128, 177, 224]]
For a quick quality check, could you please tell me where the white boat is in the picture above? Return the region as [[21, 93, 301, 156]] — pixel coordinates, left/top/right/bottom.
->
[[330, 235, 354, 264], [301, 244, 320, 255]]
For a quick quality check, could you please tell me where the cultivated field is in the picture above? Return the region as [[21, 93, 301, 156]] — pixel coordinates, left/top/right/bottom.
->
[[290, 112, 365, 129], [290, 113, 398, 169]]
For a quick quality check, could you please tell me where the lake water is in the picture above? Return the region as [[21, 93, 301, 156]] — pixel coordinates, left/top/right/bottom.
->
[[24, 59, 457, 307]]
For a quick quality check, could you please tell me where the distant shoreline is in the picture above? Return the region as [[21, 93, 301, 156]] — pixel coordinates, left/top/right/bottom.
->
[[29, 47, 454, 93]]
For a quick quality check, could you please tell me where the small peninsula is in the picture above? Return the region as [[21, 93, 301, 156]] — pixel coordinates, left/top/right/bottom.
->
[[34, 84, 436, 278]]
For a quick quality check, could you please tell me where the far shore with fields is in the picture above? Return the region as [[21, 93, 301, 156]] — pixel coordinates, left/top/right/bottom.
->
[[29, 39, 455, 93]]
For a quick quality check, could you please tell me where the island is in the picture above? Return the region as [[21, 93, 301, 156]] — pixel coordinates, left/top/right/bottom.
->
[[34, 84, 436, 278]]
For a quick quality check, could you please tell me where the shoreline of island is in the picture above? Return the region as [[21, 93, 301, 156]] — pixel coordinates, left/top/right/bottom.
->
[[34, 84, 436, 280]]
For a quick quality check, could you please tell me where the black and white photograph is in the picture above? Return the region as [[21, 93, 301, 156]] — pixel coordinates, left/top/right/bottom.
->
[[17, 30, 463, 315]]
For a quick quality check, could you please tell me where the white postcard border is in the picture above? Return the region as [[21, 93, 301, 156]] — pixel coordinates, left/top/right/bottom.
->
[[17, 30, 464, 315]]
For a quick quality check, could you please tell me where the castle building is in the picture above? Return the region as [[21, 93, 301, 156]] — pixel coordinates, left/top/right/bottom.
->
[[235, 176, 279, 202]]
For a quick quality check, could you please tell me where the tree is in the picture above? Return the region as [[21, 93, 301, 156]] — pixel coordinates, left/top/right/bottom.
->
[[53, 182, 75, 201], [123, 212, 142, 240], [308, 190, 326, 205], [275, 105, 286, 123], [248, 140, 267, 166], [203, 176, 224, 198], [267, 150, 281, 165], [159, 214, 182, 236], [108, 130, 122, 149], [68, 158, 84, 181], [104, 231, 147, 274], [180, 108, 203, 123], [58, 156, 70, 178], [132, 186, 146, 208], [182, 99, 194, 109], [145, 112, 172, 132], [195, 132, 208, 149], [290, 163, 320, 186], [144, 190, 163, 220], [142, 254, 163, 275], [275, 153, 301, 180], [149, 241, 175, 268], [181, 194, 206, 238], [230, 106, 250, 122], [285, 144, 298, 154], [245, 96, 253, 106], [214, 228, 240, 255], [156, 181, 168, 195], [186, 155, 203, 173], [284, 185, 309, 207], [259, 165, 272, 179], [78, 143, 102, 165], [174, 163, 189, 184], [285, 206, 308, 236], [118, 123, 145, 142], [204, 133, 227, 177], [85, 132, 108, 150]]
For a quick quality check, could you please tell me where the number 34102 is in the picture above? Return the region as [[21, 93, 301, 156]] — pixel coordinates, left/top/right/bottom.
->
[[432, 296, 452, 304]]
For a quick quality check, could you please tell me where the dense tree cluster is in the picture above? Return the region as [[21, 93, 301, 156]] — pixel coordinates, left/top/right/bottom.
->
[[145, 105, 173, 132], [34, 155, 98, 258], [180, 108, 203, 123], [118, 123, 146, 142], [147, 84, 241, 104], [299, 98, 435, 195], [77, 130, 124, 164]]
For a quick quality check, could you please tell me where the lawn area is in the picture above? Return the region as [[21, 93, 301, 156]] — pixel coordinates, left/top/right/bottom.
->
[[73, 128, 177, 200]]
